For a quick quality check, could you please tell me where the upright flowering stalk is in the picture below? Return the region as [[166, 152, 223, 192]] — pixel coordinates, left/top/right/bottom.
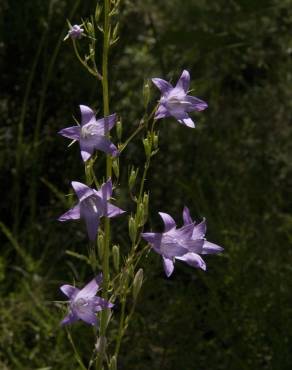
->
[[95, 0, 113, 368], [57, 1, 222, 369]]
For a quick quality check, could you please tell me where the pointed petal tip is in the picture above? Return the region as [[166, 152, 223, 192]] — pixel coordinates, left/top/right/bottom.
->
[[163, 257, 175, 277], [81, 150, 92, 162], [151, 78, 173, 94], [182, 206, 193, 225], [176, 70, 190, 92], [158, 212, 176, 232]]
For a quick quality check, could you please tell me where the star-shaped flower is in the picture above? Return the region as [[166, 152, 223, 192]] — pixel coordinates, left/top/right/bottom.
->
[[141, 212, 205, 277], [58, 105, 118, 162], [60, 273, 114, 326], [58, 179, 125, 241], [142, 208, 223, 277], [152, 70, 208, 128], [65, 24, 84, 40]]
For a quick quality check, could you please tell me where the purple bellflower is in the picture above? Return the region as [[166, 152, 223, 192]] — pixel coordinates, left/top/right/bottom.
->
[[152, 70, 208, 128], [142, 209, 223, 277], [141, 212, 205, 277], [58, 105, 118, 162], [60, 273, 114, 326], [58, 179, 125, 241], [65, 24, 84, 40]]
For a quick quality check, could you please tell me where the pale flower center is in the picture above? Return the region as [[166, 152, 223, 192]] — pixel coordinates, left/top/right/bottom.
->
[[81, 123, 96, 139], [73, 297, 89, 312], [167, 95, 191, 108]]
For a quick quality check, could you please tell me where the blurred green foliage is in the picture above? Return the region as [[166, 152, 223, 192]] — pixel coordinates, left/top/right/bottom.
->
[[0, 0, 292, 368]]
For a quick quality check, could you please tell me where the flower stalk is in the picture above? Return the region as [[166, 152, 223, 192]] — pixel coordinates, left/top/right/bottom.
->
[[58, 2, 222, 369], [97, 0, 112, 368]]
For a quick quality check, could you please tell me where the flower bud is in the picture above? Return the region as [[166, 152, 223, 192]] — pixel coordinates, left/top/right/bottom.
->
[[109, 356, 117, 370], [112, 22, 119, 40], [98, 234, 104, 260], [95, 4, 102, 21], [143, 137, 151, 157], [128, 216, 137, 243], [112, 158, 119, 178], [136, 202, 144, 227], [143, 193, 149, 223], [86, 21, 94, 36], [128, 167, 138, 191], [112, 245, 120, 271], [96, 336, 107, 354], [116, 119, 122, 141], [133, 268, 143, 301], [153, 132, 159, 149]]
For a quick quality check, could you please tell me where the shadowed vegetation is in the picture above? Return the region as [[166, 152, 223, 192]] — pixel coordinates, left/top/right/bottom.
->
[[0, 0, 291, 368]]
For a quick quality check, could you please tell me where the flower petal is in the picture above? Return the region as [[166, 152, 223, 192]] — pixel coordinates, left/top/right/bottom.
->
[[80, 105, 96, 126], [58, 126, 81, 140], [95, 179, 113, 201], [71, 181, 93, 201], [80, 140, 94, 162], [155, 104, 170, 120], [202, 241, 224, 255], [93, 136, 118, 157], [158, 212, 176, 232], [141, 232, 162, 249], [60, 311, 79, 326], [160, 236, 188, 258], [152, 78, 173, 94], [84, 212, 100, 241], [175, 70, 190, 93], [77, 307, 98, 326], [186, 96, 208, 111], [105, 203, 125, 218], [93, 296, 114, 311], [77, 274, 103, 299], [162, 257, 174, 277], [95, 114, 117, 135], [175, 223, 195, 239], [183, 239, 204, 254], [176, 252, 206, 271], [58, 204, 81, 221], [60, 284, 79, 299], [183, 206, 193, 225], [178, 116, 195, 128], [192, 219, 206, 239]]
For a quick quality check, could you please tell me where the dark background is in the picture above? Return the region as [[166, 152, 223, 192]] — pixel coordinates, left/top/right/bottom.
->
[[0, 0, 292, 369]]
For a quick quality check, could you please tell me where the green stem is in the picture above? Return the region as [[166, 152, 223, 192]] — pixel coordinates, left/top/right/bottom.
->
[[138, 119, 157, 201], [96, 0, 111, 368], [114, 295, 127, 357], [72, 40, 102, 79], [66, 329, 87, 370], [119, 104, 158, 154], [119, 124, 144, 154]]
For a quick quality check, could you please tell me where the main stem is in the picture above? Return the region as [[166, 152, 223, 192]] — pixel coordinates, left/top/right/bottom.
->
[[97, 0, 111, 368]]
